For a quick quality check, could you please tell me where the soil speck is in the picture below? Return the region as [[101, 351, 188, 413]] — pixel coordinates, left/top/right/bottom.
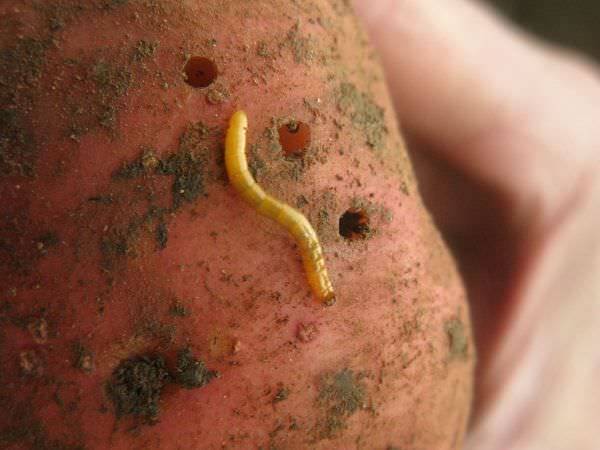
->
[[175, 348, 218, 389], [297, 322, 318, 343], [106, 355, 170, 423]]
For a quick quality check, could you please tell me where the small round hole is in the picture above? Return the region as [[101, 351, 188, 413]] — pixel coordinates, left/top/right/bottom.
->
[[184, 56, 218, 88], [278, 120, 311, 157], [339, 208, 371, 240]]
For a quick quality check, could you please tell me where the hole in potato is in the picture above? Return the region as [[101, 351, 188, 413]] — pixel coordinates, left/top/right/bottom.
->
[[278, 120, 310, 157], [339, 208, 370, 240], [184, 56, 218, 88]]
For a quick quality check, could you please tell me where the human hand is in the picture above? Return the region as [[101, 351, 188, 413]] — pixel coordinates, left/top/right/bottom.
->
[[353, 1, 600, 448]]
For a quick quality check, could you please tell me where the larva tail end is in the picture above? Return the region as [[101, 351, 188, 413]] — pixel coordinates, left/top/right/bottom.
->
[[322, 293, 336, 307]]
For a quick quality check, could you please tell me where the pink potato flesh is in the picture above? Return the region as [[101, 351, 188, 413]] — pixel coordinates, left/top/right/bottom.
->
[[0, 1, 474, 449]]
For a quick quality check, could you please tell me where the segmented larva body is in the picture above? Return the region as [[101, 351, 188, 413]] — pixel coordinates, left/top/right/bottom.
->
[[225, 110, 335, 305]]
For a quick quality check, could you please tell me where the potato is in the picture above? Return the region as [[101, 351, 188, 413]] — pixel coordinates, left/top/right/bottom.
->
[[0, 1, 474, 449]]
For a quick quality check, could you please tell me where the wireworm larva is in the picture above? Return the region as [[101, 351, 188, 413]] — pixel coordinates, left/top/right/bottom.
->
[[225, 110, 335, 305]]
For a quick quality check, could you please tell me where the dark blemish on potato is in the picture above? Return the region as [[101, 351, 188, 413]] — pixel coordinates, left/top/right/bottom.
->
[[101, 226, 136, 260], [156, 221, 168, 250], [107, 355, 170, 423], [35, 232, 59, 256], [297, 322, 319, 343], [41, 2, 84, 33], [114, 148, 159, 179], [339, 208, 371, 241], [175, 348, 218, 389], [92, 61, 132, 99], [278, 121, 311, 158], [0, 408, 84, 449], [99, 206, 167, 265], [161, 149, 207, 208], [19, 350, 44, 377], [159, 121, 211, 208], [0, 213, 62, 276], [330, 0, 353, 15], [113, 122, 210, 209], [133, 40, 158, 62], [296, 195, 309, 208], [0, 37, 49, 177], [399, 180, 410, 196], [0, 37, 47, 88], [317, 368, 367, 438], [67, 37, 154, 138], [169, 300, 189, 318], [336, 82, 387, 150], [183, 56, 218, 88], [256, 41, 270, 58], [27, 318, 48, 344], [272, 385, 290, 403], [101, 0, 129, 10], [73, 342, 94, 373], [445, 317, 468, 359], [0, 109, 35, 177], [47, 10, 66, 32], [100, 122, 211, 268]]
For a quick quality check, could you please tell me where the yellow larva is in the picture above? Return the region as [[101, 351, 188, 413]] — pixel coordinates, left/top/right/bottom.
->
[[225, 110, 335, 305]]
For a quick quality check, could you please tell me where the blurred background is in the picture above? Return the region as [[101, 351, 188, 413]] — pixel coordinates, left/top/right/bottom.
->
[[485, 0, 600, 61]]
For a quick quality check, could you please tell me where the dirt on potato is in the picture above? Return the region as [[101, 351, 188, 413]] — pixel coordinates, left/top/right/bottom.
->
[[0, 0, 473, 448], [316, 368, 368, 439]]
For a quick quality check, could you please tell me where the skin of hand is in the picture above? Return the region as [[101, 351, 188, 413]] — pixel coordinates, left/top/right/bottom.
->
[[352, 0, 600, 449]]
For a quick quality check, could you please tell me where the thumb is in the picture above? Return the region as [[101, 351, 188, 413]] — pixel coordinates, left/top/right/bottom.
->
[[353, 0, 600, 228]]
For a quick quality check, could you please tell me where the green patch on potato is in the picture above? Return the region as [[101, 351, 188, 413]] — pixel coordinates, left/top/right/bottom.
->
[[284, 22, 317, 64], [169, 300, 189, 317], [336, 82, 387, 150], [174, 347, 218, 389], [445, 317, 469, 359], [317, 368, 367, 438]]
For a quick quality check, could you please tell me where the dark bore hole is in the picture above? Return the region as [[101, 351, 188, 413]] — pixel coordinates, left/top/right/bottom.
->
[[339, 208, 371, 240], [184, 56, 218, 88], [278, 120, 311, 157]]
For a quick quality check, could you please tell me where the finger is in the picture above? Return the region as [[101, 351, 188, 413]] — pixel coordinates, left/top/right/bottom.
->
[[354, 0, 600, 228], [465, 174, 600, 450]]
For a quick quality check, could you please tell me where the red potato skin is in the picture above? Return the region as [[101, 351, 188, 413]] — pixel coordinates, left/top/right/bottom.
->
[[0, 1, 474, 449]]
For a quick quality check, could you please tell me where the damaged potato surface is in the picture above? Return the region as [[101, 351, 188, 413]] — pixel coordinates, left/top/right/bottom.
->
[[0, 1, 474, 449]]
